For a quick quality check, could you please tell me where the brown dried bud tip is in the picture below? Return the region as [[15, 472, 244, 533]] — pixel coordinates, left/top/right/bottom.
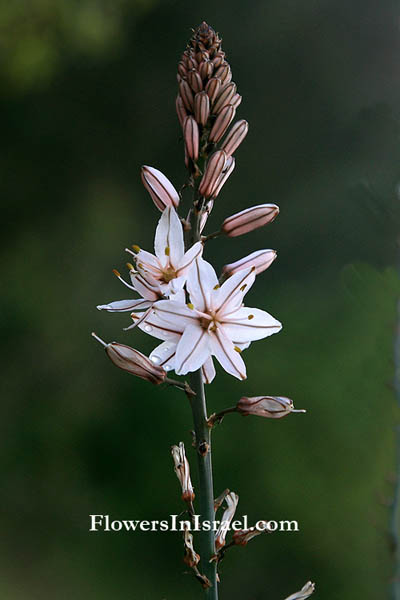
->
[[171, 442, 195, 503], [236, 396, 306, 419], [284, 582, 316, 600], [91, 333, 166, 385], [232, 521, 270, 546]]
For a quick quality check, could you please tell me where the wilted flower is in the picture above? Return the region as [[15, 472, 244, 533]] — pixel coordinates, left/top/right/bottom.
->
[[171, 442, 195, 502], [183, 525, 200, 568], [232, 521, 270, 546], [215, 492, 239, 550], [222, 249, 277, 277], [284, 581, 315, 600], [141, 166, 180, 211], [221, 204, 279, 237], [236, 396, 306, 419], [91, 333, 166, 385]]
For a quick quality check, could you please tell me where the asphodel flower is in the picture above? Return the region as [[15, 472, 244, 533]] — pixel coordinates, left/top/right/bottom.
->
[[139, 257, 282, 381], [221, 204, 279, 237], [236, 396, 306, 419], [171, 442, 195, 502], [284, 582, 315, 600], [91, 333, 166, 385], [215, 491, 239, 550]]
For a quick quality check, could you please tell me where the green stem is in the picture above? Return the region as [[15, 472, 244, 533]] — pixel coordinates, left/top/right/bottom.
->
[[189, 370, 218, 598]]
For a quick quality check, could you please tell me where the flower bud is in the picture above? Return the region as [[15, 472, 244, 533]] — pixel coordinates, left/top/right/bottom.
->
[[209, 104, 236, 143], [183, 116, 199, 162], [222, 249, 277, 277], [199, 59, 213, 80], [188, 69, 203, 93], [231, 93, 242, 109], [198, 150, 227, 198], [171, 442, 195, 502], [221, 204, 279, 237], [194, 91, 210, 126], [232, 521, 270, 546], [183, 526, 200, 568], [215, 492, 239, 550], [92, 333, 167, 384], [176, 95, 187, 127], [205, 77, 222, 103], [179, 79, 194, 111], [212, 156, 235, 198], [221, 120, 249, 156], [213, 82, 237, 114], [236, 396, 306, 419], [285, 582, 315, 600], [141, 166, 180, 211], [214, 63, 231, 86], [177, 61, 187, 78]]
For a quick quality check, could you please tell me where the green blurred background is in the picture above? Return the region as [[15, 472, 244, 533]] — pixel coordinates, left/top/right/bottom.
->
[[2, 1, 400, 598]]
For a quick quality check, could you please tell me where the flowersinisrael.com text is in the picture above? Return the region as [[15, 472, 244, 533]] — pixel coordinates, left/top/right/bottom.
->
[[89, 515, 299, 533]]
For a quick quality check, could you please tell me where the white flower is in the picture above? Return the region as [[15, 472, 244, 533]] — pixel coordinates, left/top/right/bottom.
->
[[140, 257, 282, 381], [97, 206, 202, 315]]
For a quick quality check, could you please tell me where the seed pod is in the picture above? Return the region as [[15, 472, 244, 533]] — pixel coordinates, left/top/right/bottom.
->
[[92, 334, 167, 385], [222, 249, 277, 277], [194, 91, 210, 126], [198, 150, 227, 197], [205, 77, 222, 103], [221, 119, 249, 155], [212, 156, 235, 198], [183, 116, 199, 162], [141, 165, 180, 211], [213, 82, 237, 114], [236, 396, 306, 419], [209, 104, 236, 143], [221, 203, 279, 237], [188, 69, 203, 93], [179, 80, 194, 111], [176, 96, 188, 127]]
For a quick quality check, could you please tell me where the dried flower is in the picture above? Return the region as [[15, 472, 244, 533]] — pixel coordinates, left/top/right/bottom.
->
[[183, 525, 200, 568], [221, 119, 249, 156], [284, 582, 315, 600], [214, 488, 230, 512], [232, 520, 270, 546], [236, 396, 306, 419], [222, 249, 277, 277], [171, 442, 195, 502], [141, 166, 180, 211], [92, 333, 166, 384], [215, 492, 239, 550], [221, 204, 279, 237]]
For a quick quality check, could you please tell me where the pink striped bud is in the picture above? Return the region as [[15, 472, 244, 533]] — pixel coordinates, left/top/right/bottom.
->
[[231, 93, 242, 109], [92, 334, 166, 385], [186, 56, 198, 70], [198, 150, 227, 198], [171, 442, 195, 503], [222, 249, 277, 277], [221, 120, 249, 156], [232, 521, 270, 546], [205, 77, 222, 103], [209, 104, 236, 143], [176, 95, 187, 127], [213, 82, 237, 114], [177, 61, 187, 78], [236, 396, 306, 419], [141, 166, 180, 211], [188, 69, 203, 93], [215, 492, 239, 550], [194, 91, 210, 126], [221, 203, 279, 237], [179, 80, 194, 111], [211, 54, 224, 68], [212, 156, 235, 198], [183, 116, 199, 162], [199, 59, 213, 80], [214, 64, 231, 85]]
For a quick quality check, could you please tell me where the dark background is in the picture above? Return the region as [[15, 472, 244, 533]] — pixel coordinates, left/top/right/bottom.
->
[[2, 1, 400, 598]]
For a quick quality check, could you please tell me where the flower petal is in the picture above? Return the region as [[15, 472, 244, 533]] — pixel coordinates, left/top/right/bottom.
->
[[152, 299, 202, 331], [131, 273, 163, 301], [149, 341, 177, 370], [202, 357, 216, 384], [187, 258, 219, 312], [175, 242, 204, 277], [154, 207, 184, 268], [209, 326, 247, 380], [221, 307, 282, 342], [175, 324, 211, 375], [135, 250, 162, 277], [137, 311, 182, 341], [96, 299, 152, 312], [213, 267, 256, 315]]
